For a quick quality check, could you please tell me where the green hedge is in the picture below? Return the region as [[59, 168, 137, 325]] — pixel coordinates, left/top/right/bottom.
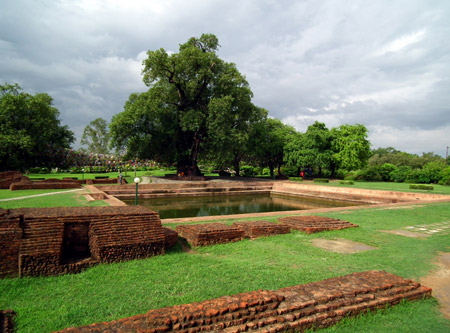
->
[[409, 184, 434, 190], [289, 177, 303, 182], [314, 178, 329, 183], [339, 180, 354, 185]]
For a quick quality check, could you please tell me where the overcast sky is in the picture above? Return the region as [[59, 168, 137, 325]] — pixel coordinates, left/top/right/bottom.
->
[[1, 0, 449, 156]]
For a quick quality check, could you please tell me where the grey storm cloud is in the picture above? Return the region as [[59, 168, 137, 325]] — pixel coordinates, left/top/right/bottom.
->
[[1, 0, 449, 156]]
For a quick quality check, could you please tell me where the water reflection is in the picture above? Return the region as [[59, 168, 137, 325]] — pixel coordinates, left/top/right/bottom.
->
[[124, 194, 360, 219]]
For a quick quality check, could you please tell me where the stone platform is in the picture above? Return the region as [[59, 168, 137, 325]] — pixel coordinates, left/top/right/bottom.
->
[[58, 270, 432, 332], [232, 221, 291, 239], [176, 223, 245, 247], [278, 216, 358, 234]]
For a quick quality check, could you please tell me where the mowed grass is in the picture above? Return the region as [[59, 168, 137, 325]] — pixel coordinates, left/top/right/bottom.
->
[[1, 202, 449, 332], [0, 189, 108, 209]]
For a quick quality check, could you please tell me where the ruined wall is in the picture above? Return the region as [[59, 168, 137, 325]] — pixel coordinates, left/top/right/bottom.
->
[[0, 209, 23, 277], [10, 178, 82, 190], [176, 223, 245, 247], [0, 171, 23, 189], [0, 310, 16, 333], [232, 221, 291, 239], [58, 271, 432, 332], [0, 206, 165, 277], [278, 216, 358, 234]]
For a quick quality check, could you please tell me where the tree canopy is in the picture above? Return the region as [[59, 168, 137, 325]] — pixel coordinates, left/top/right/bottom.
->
[[0, 83, 74, 171], [110, 34, 263, 175], [81, 117, 111, 154]]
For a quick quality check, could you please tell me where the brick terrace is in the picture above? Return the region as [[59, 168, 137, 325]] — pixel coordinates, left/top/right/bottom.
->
[[58, 270, 431, 333], [232, 221, 291, 239], [176, 223, 245, 247], [278, 216, 359, 234], [0, 206, 165, 277]]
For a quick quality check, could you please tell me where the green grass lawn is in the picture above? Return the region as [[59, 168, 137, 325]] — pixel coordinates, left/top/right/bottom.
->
[[1, 202, 449, 332], [304, 180, 450, 195], [0, 189, 108, 209]]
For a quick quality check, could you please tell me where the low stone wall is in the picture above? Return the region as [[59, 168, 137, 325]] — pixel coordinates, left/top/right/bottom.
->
[[10, 178, 82, 190], [0, 171, 23, 189], [232, 221, 291, 239], [273, 182, 450, 204], [176, 223, 245, 247], [278, 216, 358, 234], [0, 309, 16, 333], [58, 270, 432, 332], [0, 206, 165, 277]]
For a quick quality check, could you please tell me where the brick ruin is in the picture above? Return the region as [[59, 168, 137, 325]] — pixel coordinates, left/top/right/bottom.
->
[[0, 206, 166, 277], [278, 216, 359, 234], [175, 217, 358, 247], [0, 171, 23, 189], [58, 270, 432, 332], [176, 223, 245, 247], [0, 310, 16, 333], [232, 221, 291, 239]]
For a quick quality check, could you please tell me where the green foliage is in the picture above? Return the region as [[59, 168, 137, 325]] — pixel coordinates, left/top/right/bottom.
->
[[0, 83, 75, 171], [339, 180, 354, 185], [409, 184, 434, 190], [438, 166, 450, 185], [389, 166, 412, 183], [81, 118, 110, 154], [314, 178, 329, 183], [331, 124, 371, 171], [240, 165, 255, 177], [289, 177, 303, 182], [110, 34, 262, 175]]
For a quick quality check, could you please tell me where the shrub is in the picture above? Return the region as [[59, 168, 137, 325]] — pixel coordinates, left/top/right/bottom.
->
[[314, 178, 329, 183], [389, 166, 412, 183], [240, 165, 256, 177], [358, 166, 383, 181], [344, 170, 358, 180], [406, 169, 430, 184], [409, 184, 434, 190], [280, 165, 298, 177], [339, 180, 354, 185], [438, 166, 450, 185], [253, 167, 263, 176], [289, 177, 303, 182], [380, 163, 397, 181]]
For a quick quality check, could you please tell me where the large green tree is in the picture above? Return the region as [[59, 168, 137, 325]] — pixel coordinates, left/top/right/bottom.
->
[[110, 34, 260, 175], [248, 118, 295, 178], [331, 124, 371, 172], [81, 117, 110, 154], [283, 121, 333, 176], [0, 83, 74, 171]]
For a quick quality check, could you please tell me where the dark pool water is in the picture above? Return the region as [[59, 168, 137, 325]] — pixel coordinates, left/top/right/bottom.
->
[[124, 193, 360, 219]]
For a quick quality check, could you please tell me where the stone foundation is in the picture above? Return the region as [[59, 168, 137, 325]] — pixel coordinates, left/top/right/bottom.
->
[[232, 221, 291, 239], [58, 270, 432, 332], [176, 223, 245, 247], [278, 216, 359, 234], [0, 206, 165, 277]]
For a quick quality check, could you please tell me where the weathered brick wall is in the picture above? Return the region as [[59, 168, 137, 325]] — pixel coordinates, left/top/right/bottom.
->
[[176, 223, 245, 247], [0, 309, 16, 333], [10, 178, 82, 190], [0, 209, 23, 277], [1, 206, 165, 277], [278, 215, 359, 234], [58, 271, 432, 332], [0, 171, 23, 189], [232, 221, 291, 239]]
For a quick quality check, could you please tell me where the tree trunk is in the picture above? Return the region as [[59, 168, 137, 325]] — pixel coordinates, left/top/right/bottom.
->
[[233, 157, 240, 177], [269, 164, 274, 179]]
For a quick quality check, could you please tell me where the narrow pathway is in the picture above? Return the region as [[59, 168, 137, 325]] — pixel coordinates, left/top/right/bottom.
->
[[0, 188, 84, 202]]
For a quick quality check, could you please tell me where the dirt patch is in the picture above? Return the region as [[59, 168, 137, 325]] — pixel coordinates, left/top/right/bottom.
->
[[311, 238, 377, 253], [380, 205, 424, 210], [420, 252, 450, 320]]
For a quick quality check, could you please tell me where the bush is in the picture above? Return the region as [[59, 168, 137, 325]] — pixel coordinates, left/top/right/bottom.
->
[[280, 165, 298, 177], [409, 184, 434, 190], [314, 178, 329, 183], [358, 166, 383, 181], [438, 166, 450, 185], [339, 180, 354, 185], [240, 165, 256, 177], [289, 177, 303, 182], [344, 170, 358, 180], [380, 163, 397, 181], [253, 167, 263, 176], [389, 166, 412, 183], [406, 169, 430, 184]]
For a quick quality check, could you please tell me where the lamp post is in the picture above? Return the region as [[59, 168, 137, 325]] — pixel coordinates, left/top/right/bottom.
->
[[134, 177, 140, 205]]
